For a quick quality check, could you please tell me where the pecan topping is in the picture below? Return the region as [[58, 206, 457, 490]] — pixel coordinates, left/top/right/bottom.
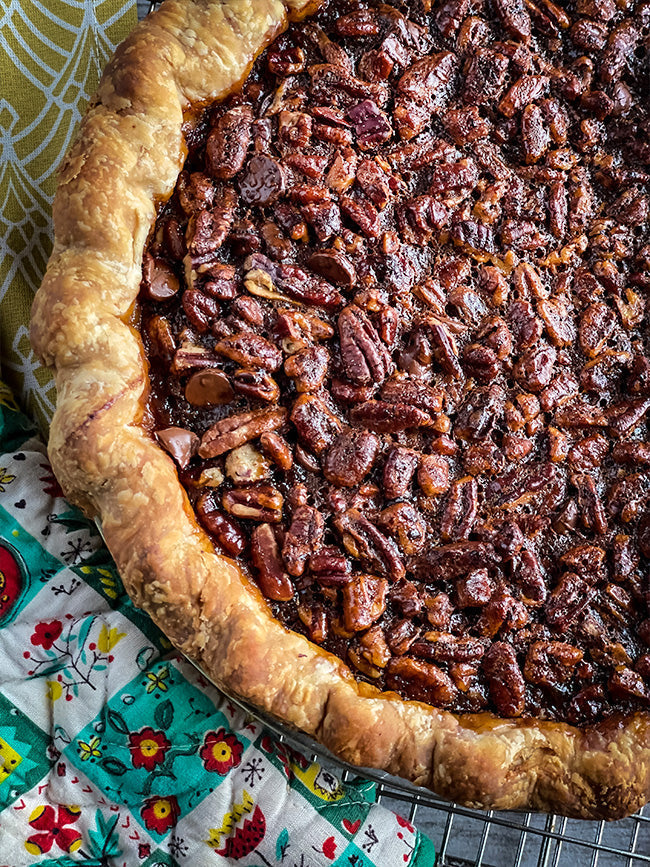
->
[[251, 524, 294, 600], [386, 657, 458, 706], [195, 490, 246, 555], [307, 250, 356, 286], [483, 642, 525, 717], [186, 188, 237, 260], [215, 332, 282, 372], [206, 106, 253, 179], [378, 502, 427, 555], [232, 368, 280, 403], [324, 429, 380, 487], [383, 447, 419, 499], [139, 0, 650, 724], [338, 304, 393, 386], [283, 506, 325, 576], [395, 52, 457, 139], [284, 346, 329, 393], [524, 641, 583, 688], [350, 400, 430, 432], [225, 444, 270, 485], [335, 509, 405, 580], [222, 484, 284, 523], [440, 477, 478, 541], [199, 408, 287, 459], [456, 569, 493, 608], [291, 395, 342, 454], [342, 574, 388, 631]]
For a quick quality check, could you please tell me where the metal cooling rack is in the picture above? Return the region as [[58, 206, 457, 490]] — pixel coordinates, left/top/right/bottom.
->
[[225, 684, 650, 867], [135, 1, 650, 862]]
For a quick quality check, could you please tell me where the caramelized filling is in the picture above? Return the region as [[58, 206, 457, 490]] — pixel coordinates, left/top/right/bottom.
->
[[139, 0, 650, 723]]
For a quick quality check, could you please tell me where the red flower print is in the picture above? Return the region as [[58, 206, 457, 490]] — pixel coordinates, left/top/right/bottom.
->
[[140, 795, 180, 835], [39, 464, 64, 499], [138, 842, 152, 859], [200, 728, 243, 774], [128, 727, 170, 771], [31, 621, 63, 650], [24, 804, 82, 856], [396, 814, 415, 833]]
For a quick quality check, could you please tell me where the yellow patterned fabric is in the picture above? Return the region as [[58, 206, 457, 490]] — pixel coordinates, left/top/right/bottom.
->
[[0, 0, 137, 433]]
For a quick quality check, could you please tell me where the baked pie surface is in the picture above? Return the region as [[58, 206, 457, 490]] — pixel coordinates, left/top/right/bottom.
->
[[31, 0, 650, 818]]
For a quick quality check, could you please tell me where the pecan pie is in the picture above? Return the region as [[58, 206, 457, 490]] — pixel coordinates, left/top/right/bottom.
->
[[31, 0, 650, 818]]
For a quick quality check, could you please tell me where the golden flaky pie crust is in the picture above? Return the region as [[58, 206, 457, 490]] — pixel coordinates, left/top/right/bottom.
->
[[30, 0, 650, 819]]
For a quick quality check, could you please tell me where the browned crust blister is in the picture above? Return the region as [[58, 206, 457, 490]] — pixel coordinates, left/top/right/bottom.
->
[[30, 0, 650, 819]]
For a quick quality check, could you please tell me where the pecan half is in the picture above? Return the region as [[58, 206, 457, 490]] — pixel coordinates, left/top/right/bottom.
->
[[195, 490, 246, 555], [524, 641, 583, 688], [342, 574, 388, 631], [199, 408, 287, 459], [440, 477, 478, 541], [338, 304, 393, 386], [378, 502, 427, 555], [310, 546, 352, 586], [483, 642, 525, 717], [232, 368, 280, 403], [282, 505, 325, 576], [572, 473, 608, 534], [418, 454, 451, 496], [206, 106, 253, 179], [251, 524, 294, 600], [291, 394, 342, 454], [394, 52, 458, 139], [335, 508, 406, 580], [412, 632, 487, 664], [494, 0, 531, 42], [222, 484, 284, 523], [350, 400, 430, 432], [456, 569, 494, 608], [324, 429, 380, 487], [383, 447, 420, 499], [284, 346, 330, 393], [347, 100, 393, 149], [386, 657, 458, 706], [215, 332, 282, 372], [546, 573, 593, 629]]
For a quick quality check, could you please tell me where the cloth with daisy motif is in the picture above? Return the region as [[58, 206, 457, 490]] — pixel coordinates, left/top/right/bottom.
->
[[0, 382, 438, 866]]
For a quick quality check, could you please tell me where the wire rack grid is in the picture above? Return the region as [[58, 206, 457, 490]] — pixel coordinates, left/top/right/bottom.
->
[[245, 699, 650, 867], [134, 1, 650, 862]]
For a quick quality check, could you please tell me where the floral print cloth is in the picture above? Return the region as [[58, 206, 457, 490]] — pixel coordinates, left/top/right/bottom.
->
[[0, 382, 437, 865]]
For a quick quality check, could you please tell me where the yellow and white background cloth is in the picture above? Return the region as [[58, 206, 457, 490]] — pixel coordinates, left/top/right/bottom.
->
[[1, 0, 136, 431]]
